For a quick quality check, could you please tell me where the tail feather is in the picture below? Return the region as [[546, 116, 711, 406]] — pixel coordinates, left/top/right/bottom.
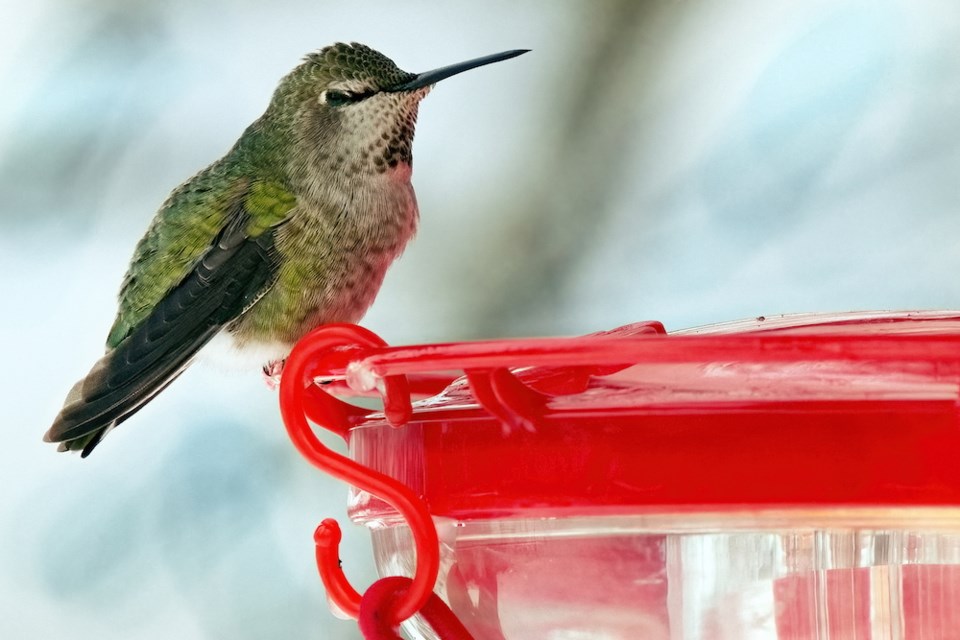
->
[[44, 329, 212, 454]]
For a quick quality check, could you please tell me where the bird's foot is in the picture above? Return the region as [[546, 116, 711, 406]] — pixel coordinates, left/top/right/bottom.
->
[[262, 359, 286, 390]]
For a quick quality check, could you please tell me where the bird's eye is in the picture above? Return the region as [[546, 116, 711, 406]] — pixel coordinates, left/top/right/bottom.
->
[[323, 88, 376, 107], [324, 90, 355, 107]]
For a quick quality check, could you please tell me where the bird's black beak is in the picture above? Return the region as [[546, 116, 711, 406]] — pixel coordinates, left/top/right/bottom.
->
[[388, 49, 529, 92]]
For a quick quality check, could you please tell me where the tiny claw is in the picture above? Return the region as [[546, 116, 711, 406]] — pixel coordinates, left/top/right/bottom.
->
[[262, 359, 286, 390]]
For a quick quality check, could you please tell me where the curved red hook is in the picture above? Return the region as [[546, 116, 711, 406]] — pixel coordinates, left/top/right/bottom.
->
[[279, 324, 438, 626], [466, 368, 549, 434], [358, 576, 476, 640], [314, 519, 362, 617]]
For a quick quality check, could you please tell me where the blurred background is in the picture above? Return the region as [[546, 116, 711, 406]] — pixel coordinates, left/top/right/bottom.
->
[[3, 0, 960, 638]]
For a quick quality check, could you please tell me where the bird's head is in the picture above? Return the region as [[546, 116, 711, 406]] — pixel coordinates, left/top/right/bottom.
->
[[264, 43, 528, 177]]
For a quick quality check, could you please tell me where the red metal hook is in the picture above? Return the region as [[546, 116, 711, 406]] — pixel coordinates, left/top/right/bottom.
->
[[279, 324, 439, 626]]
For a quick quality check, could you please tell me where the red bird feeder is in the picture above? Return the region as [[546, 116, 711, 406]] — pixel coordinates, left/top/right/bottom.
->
[[279, 311, 960, 639]]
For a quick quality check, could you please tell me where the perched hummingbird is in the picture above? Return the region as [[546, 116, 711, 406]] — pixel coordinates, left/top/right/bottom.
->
[[45, 43, 527, 457]]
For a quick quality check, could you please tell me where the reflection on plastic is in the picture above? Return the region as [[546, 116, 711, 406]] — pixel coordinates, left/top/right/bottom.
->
[[371, 519, 960, 639]]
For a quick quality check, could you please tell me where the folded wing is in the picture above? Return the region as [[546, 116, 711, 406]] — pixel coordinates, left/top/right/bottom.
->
[[45, 201, 280, 456]]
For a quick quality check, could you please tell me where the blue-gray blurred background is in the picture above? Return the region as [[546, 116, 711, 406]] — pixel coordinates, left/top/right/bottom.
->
[[3, 1, 960, 638]]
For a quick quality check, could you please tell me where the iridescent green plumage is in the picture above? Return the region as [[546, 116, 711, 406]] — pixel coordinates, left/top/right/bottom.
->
[[45, 43, 528, 456]]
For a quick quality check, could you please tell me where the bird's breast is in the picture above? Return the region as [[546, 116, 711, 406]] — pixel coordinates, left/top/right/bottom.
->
[[230, 172, 418, 350]]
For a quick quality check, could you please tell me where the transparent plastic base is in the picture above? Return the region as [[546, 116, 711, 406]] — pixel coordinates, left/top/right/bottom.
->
[[369, 510, 960, 640]]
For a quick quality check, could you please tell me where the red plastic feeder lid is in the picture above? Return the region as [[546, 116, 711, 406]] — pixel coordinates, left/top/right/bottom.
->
[[295, 311, 960, 521]]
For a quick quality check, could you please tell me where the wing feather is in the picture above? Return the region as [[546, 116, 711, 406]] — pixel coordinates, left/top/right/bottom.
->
[[45, 200, 280, 456]]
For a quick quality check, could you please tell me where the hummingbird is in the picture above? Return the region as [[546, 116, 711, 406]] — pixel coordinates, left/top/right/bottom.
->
[[44, 43, 528, 457]]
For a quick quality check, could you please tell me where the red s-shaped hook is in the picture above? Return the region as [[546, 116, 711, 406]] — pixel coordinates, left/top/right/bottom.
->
[[278, 324, 439, 626]]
